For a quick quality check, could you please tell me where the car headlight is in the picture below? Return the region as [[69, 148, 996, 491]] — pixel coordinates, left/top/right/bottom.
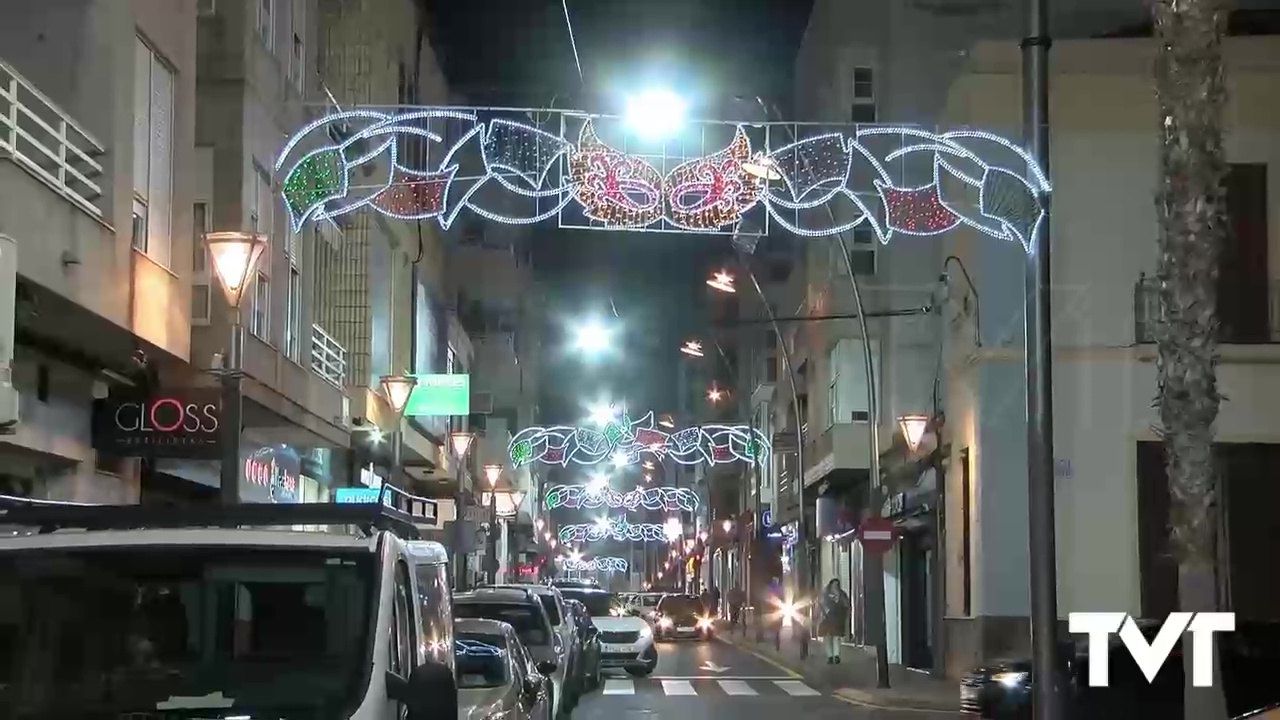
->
[[696, 616, 713, 629], [657, 616, 673, 628], [993, 671, 1029, 687]]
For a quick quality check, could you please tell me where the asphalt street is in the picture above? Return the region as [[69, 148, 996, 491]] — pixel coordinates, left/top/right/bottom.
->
[[571, 635, 961, 720]]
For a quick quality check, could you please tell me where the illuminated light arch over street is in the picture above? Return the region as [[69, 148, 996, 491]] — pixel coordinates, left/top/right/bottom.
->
[[275, 108, 1049, 252], [506, 411, 769, 468], [543, 484, 700, 512]]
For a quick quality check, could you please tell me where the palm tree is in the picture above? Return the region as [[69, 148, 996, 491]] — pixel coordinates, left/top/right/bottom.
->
[[1152, 1, 1230, 718]]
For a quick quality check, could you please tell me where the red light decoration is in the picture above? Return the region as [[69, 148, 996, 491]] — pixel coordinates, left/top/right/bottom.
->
[[663, 127, 757, 231], [371, 167, 454, 218], [876, 181, 961, 235]]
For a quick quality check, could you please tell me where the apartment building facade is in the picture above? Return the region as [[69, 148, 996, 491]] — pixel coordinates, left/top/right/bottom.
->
[[0, 0, 200, 503], [795, 0, 1280, 677]]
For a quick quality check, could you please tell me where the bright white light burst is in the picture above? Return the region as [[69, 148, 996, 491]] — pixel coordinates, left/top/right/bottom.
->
[[625, 89, 687, 141]]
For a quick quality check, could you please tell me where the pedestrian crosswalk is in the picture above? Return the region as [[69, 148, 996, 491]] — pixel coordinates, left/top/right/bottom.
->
[[596, 677, 822, 698]]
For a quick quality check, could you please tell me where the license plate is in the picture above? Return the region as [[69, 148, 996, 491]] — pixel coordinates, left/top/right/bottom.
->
[[961, 686, 979, 700], [678, 626, 695, 632], [604, 644, 634, 653]]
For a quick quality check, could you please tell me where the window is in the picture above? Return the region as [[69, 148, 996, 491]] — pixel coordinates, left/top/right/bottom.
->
[[249, 165, 273, 342], [285, 267, 301, 360], [258, 0, 275, 51], [414, 564, 453, 667], [133, 38, 174, 267], [851, 66, 876, 124], [827, 345, 840, 429], [192, 202, 212, 323], [289, 1, 305, 92], [390, 562, 414, 677], [853, 67, 874, 100], [251, 273, 270, 340]]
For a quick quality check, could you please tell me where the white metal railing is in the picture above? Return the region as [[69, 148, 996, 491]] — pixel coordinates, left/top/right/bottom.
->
[[0, 60, 105, 218], [310, 323, 348, 388]]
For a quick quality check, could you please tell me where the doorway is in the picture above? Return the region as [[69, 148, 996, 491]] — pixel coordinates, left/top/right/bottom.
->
[[900, 528, 934, 669]]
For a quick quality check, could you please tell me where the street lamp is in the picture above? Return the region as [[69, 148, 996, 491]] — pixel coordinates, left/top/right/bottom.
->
[[573, 319, 613, 357], [449, 431, 475, 589], [722, 519, 733, 533], [483, 464, 502, 583], [707, 270, 736, 294], [624, 88, 686, 140], [379, 374, 418, 485], [898, 414, 931, 453], [707, 386, 725, 403], [589, 401, 619, 426], [204, 231, 268, 505], [680, 340, 705, 358]]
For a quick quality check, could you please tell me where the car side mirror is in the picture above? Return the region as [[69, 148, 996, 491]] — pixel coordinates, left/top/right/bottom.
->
[[536, 660, 557, 675], [387, 661, 455, 720]]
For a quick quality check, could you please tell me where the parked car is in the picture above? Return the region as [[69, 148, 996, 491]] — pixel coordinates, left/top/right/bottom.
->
[[631, 592, 664, 624], [563, 598, 602, 691], [960, 621, 1280, 719], [488, 584, 580, 707], [455, 618, 555, 720], [561, 587, 658, 677], [654, 594, 714, 641], [454, 588, 571, 719]]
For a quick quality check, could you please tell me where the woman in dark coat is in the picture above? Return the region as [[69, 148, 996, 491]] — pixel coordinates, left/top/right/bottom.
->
[[817, 578, 850, 664]]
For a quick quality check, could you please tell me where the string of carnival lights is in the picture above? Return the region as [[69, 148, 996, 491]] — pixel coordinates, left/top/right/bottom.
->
[[543, 484, 699, 512], [508, 411, 769, 467], [275, 108, 1049, 251], [559, 518, 668, 544], [561, 556, 629, 573]]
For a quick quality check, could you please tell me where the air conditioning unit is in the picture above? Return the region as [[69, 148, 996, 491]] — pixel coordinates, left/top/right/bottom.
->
[[471, 392, 494, 414]]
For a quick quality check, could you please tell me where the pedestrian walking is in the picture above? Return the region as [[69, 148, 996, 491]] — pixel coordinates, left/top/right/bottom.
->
[[818, 578, 850, 664]]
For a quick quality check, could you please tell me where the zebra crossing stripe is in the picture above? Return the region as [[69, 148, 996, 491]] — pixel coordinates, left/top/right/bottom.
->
[[661, 679, 698, 695], [716, 679, 758, 696], [774, 680, 821, 696], [602, 679, 634, 695]]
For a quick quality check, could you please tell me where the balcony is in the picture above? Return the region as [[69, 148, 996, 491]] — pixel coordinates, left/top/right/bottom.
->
[[310, 324, 349, 388], [0, 60, 105, 219], [1134, 275, 1280, 344]]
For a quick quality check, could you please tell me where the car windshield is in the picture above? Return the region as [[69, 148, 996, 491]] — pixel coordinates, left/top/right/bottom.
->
[[455, 602, 550, 646], [0, 547, 374, 718], [659, 595, 706, 616], [455, 634, 509, 689], [640, 595, 661, 607], [558, 590, 614, 617]]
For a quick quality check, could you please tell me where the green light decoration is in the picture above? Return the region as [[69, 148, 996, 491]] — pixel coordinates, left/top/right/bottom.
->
[[603, 422, 624, 446], [282, 148, 344, 225], [511, 439, 533, 466]]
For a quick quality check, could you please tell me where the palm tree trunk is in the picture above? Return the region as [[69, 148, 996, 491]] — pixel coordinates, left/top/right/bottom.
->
[[1152, 1, 1229, 719]]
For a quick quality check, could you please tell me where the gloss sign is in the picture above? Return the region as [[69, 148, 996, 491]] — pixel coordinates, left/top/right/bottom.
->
[[92, 390, 221, 459]]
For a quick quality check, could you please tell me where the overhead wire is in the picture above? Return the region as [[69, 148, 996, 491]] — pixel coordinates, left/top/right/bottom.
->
[[560, 0, 585, 84]]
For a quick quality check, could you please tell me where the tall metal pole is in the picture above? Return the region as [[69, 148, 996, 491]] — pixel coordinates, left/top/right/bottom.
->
[[219, 311, 244, 505], [737, 254, 805, 623], [487, 490, 498, 584], [756, 99, 887, 682], [1022, 0, 1062, 716]]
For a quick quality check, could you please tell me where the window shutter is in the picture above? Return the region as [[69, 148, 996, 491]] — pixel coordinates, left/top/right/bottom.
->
[[132, 39, 152, 199], [146, 55, 173, 267]]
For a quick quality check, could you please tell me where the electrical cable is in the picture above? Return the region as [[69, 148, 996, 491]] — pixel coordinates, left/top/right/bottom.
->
[[559, 0, 585, 83]]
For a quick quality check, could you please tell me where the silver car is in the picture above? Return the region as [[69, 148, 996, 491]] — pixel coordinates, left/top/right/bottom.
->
[[490, 583, 579, 701], [456, 618, 554, 720], [455, 588, 569, 719]]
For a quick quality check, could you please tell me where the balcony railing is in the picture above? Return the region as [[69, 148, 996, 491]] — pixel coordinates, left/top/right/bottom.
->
[[0, 60, 105, 218], [1134, 275, 1280, 344], [310, 324, 348, 388]]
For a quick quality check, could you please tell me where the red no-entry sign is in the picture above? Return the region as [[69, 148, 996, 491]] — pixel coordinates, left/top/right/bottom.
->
[[857, 517, 899, 555]]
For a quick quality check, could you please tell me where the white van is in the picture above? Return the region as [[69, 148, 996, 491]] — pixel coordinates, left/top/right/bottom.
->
[[0, 489, 460, 720]]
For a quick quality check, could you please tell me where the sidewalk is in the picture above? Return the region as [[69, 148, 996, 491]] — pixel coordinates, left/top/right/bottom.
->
[[714, 620, 960, 712]]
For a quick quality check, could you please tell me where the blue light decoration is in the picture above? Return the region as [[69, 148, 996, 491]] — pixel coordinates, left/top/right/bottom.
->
[[508, 411, 768, 468], [275, 108, 1049, 252], [559, 518, 668, 544], [544, 484, 699, 512], [562, 556, 629, 573]]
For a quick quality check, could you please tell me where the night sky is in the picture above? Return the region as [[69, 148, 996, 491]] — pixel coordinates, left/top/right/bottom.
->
[[428, 0, 813, 423]]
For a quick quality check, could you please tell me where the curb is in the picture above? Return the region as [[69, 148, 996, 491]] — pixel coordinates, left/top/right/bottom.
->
[[833, 687, 962, 714]]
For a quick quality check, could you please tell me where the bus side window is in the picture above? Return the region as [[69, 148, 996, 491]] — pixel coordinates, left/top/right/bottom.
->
[[416, 564, 454, 668], [390, 561, 414, 677]]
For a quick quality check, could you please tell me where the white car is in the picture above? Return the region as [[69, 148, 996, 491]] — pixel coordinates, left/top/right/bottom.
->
[[559, 587, 657, 677]]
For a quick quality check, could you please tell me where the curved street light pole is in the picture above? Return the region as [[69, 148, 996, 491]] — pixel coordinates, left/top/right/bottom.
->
[[754, 98, 889, 686], [734, 250, 807, 649]]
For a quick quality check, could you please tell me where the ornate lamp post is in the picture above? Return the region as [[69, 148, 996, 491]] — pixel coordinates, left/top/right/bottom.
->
[[203, 231, 268, 505], [379, 374, 418, 484], [484, 464, 502, 583]]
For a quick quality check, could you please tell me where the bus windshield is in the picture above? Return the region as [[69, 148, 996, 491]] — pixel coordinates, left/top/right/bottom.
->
[[0, 546, 375, 718]]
